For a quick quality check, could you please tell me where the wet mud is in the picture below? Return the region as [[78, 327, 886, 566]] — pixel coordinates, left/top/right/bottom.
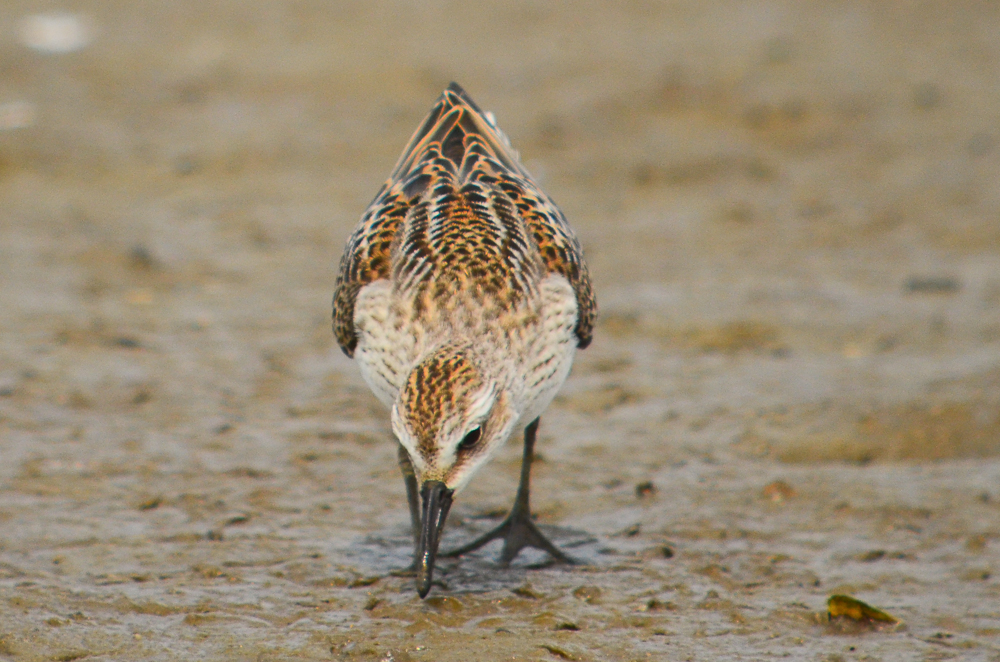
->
[[1, 1, 999, 660]]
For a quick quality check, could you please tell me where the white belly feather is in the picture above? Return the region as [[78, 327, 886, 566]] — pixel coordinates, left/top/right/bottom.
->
[[353, 280, 412, 409], [353, 273, 579, 424]]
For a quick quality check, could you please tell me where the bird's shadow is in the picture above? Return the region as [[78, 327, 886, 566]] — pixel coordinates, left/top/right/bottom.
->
[[344, 516, 605, 595]]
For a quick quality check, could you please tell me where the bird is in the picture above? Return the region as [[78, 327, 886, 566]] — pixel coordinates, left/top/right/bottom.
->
[[332, 82, 595, 598]]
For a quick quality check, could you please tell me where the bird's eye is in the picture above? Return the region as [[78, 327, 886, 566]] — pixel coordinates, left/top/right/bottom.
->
[[457, 427, 482, 452]]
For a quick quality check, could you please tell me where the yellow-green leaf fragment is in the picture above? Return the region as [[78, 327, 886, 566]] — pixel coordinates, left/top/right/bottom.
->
[[827, 594, 898, 623]]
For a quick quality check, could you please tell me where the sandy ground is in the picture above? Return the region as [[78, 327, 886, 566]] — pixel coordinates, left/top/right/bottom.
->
[[1, 1, 1000, 660]]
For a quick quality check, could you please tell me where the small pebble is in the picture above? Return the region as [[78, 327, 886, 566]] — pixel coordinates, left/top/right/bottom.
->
[[762, 480, 797, 502]]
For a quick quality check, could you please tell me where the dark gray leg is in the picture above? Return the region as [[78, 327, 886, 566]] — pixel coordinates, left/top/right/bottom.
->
[[443, 418, 574, 566], [397, 444, 420, 550]]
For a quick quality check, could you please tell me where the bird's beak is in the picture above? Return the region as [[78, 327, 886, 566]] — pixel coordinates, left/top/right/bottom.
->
[[415, 480, 453, 598]]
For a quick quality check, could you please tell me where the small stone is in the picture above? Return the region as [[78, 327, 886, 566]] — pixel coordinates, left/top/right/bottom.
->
[[858, 549, 886, 562], [762, 480, 797, 502], [511, 584, 543, 599], [137, 496, 162, 511], [635, 481, 656, 498]]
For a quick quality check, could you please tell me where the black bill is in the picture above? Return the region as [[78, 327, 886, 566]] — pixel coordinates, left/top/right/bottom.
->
[[415, 480, 453, 598]]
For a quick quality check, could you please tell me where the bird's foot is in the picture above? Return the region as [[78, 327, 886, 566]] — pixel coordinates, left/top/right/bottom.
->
[[443, 507, 575, 567]]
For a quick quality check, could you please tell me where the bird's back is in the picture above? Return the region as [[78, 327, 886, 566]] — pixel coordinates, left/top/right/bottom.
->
[[333, 84, 595, 406]]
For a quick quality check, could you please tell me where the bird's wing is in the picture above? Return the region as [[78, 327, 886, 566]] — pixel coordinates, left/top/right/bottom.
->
[[489, 167, 596, 349]]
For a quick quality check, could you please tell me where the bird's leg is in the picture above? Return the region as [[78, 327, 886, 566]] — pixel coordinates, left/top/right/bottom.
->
[[443, 418, 575, 567], [397, 444, 421, 568]]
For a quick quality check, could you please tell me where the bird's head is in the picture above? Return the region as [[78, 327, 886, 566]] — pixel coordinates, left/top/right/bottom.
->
[[391, 345, 518, 597]]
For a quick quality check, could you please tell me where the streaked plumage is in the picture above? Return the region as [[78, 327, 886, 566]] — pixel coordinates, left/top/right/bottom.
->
[[332, 83, 595, 597]]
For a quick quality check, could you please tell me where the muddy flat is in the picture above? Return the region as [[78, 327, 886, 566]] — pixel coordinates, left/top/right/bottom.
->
[[1, 2, 999, 660]]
